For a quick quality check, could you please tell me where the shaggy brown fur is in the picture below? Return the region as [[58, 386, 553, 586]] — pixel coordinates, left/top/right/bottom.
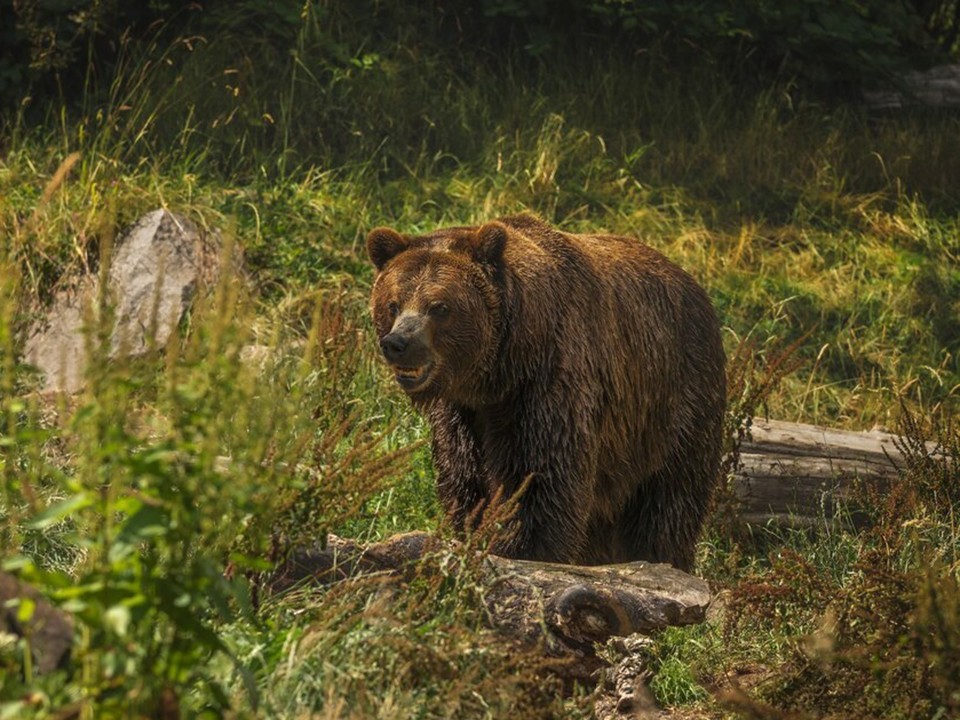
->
[[367, 215, 725, 570]]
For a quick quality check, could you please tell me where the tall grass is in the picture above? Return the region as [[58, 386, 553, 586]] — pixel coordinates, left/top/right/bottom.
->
[[0, 238, 420, 716]]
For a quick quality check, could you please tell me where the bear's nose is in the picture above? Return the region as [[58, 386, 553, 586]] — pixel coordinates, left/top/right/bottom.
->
[[380, 333, 408, 363]]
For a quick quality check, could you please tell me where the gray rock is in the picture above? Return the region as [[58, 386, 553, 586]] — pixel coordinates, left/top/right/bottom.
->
[[108, 209, 219, 355], [22, 278, 95, 394], [23, 210, 225, 392]]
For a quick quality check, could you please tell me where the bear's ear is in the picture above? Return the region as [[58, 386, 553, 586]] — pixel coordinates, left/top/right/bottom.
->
[[473, 222, 508, 266], [367, 227, 409, 271]]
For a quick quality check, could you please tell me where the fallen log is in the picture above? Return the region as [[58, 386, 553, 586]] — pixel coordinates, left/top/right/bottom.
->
[[271, 531, 712, 679], [732, 418, 911, 527], [863, 64, 960, 111]]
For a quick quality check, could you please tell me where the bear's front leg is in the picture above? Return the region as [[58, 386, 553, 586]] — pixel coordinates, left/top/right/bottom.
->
[[488, 468, 593, 564], [484, 412, 596, 565], [429, 403, 489, 533]]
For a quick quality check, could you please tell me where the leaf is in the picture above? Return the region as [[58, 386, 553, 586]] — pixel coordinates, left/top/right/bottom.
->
[[104, 604, 131, 637], [0, 702, 27, 720], [119, 504, 169, 540], [2, 556, 31, 572], [60, 598, 87, 613], [156, 582, 225, 653], [109, 503, 171, 563], [15, 597, 35, 624], [227, 552, 274, 572]]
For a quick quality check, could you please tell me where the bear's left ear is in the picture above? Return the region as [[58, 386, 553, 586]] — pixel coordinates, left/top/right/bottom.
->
[[367, 227, 409, 271], [473, 222, 508, 266]]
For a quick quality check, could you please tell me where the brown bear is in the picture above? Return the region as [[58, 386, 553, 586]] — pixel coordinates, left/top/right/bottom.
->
[[366, 214, 725, 571]]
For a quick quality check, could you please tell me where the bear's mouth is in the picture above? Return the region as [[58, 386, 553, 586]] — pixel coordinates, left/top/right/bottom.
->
[[393, 362, 435, 391]]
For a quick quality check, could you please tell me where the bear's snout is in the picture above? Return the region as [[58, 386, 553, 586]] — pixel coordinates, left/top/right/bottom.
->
[[379, 333, 409, 362], [380, 315, 432, 368]]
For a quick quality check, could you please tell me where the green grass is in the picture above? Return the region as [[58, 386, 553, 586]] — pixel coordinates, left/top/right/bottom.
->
[[1, 13, 960, 718]]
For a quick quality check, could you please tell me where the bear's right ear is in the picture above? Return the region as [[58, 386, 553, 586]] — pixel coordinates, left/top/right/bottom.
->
[[473, 222, 508, 266], [367, 227, 409, 271]]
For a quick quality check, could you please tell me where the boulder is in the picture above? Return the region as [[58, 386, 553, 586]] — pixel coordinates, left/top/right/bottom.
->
[[23, 210, 225, 392]]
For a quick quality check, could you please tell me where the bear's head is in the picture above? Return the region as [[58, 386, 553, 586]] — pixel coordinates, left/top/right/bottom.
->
[[366, 222, 508, 404]]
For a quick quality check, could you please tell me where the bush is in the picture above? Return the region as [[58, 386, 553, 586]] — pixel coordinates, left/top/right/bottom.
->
[[0, 251, 413, 714], [720, 409, 960, 719]]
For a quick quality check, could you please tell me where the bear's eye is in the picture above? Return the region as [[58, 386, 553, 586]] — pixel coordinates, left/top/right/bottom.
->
[[429, 302, 450, 318], [387, 301, 400, 318]]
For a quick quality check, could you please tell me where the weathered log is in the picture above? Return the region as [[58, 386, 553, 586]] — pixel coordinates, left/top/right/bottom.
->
[[272, 531, 711, 672], [485, 551, 710, 651], [863, 64, 960, 110], [732, 418, 909, 526]]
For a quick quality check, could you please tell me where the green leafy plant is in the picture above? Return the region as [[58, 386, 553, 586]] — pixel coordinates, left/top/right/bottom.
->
[[0, 237, 415, 714]]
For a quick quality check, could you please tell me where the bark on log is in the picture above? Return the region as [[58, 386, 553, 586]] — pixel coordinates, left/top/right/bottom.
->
[[732, 418, 910, 526], [271, 531, 711, 676], [863, 64, 960, 110]]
